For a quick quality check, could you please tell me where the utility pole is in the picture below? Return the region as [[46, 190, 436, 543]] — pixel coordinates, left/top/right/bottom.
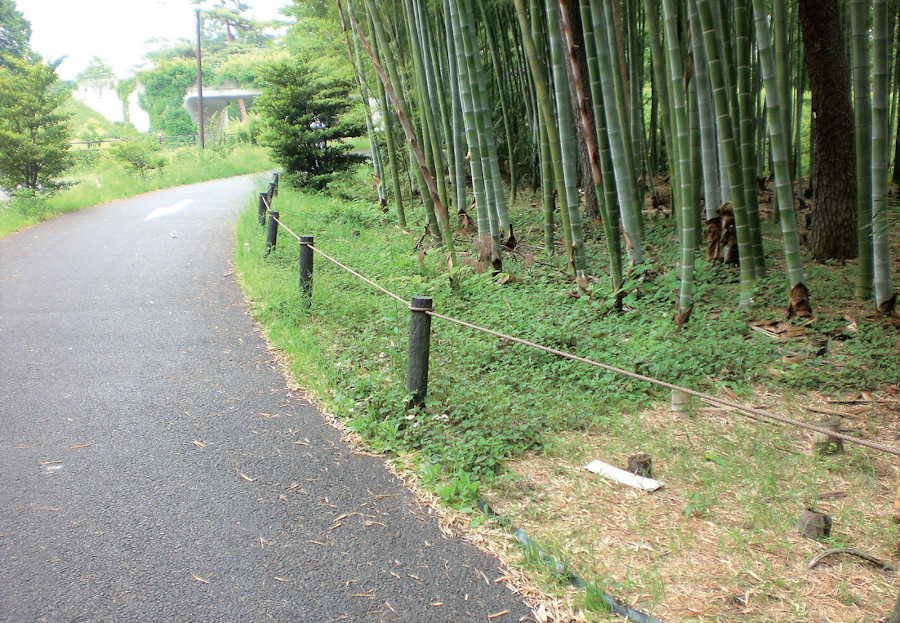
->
[[195, 8, 205, 149]]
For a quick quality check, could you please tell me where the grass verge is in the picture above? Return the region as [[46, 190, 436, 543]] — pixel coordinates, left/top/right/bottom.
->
[[234, 168, 900, 622]]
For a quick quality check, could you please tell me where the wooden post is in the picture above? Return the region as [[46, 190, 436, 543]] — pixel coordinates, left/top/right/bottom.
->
[[266, 181, 276, 203], [298, 236, 314, 307], [406, 296, 433, 408], [265, 210, 279, 256], [272, 172, 279, 196], [258, 193, 268, 226], [813, 416, 844, 455]]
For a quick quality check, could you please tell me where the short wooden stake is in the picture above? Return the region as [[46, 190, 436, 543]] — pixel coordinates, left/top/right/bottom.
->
[[797, 508, 832, 540], [272, 172, 279, 196], [258, 192, 268, 226], [627, 453, 653, 478], [813, 416, 844, 455], [266, 181, 276, 202], [265, 210, 279, 256], [406, 296, 433, 409], [298, 236, 314, 307]]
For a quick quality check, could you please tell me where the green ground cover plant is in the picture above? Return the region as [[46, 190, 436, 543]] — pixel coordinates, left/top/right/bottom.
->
[[234, 166, 900, 620]]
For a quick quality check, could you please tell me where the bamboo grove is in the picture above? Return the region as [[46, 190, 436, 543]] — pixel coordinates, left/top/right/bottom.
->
[[329, 0, 899, 325]]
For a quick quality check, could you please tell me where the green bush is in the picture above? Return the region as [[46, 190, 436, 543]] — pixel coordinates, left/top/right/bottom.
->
[[110, 138, 167, 178], [255, 58, 366, 190]]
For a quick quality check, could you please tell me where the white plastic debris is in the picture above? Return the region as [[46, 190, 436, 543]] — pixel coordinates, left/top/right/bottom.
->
[[583, 459, 662, 491]]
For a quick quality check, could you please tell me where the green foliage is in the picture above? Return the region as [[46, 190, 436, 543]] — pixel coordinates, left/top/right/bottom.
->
[[110, 137, 167, 177], [0, 0, 31, 64], [77, 56, 115, 81], [0, 56, 73, 192], [211, 48, 283, 88], [137, 56, 198, 135], [256, 58, 365, 190]]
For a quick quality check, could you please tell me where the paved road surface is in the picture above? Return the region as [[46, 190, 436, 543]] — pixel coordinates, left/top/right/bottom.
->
[[0, 175, 533, 622]]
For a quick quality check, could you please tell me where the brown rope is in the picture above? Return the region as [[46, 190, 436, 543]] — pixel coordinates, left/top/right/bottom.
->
[[265, 215, 900, 457], [270, 215, 408, 306], [426, 311, 900, 457]]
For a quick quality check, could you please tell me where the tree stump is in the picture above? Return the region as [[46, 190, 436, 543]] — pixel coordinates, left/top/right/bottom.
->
[[798, 509, 832, 540], [813, 416, 844, 455], [627, 454, 653, 478]]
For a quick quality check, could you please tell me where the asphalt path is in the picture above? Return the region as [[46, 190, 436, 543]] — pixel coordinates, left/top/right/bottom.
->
[[0, 175, 534, 622]]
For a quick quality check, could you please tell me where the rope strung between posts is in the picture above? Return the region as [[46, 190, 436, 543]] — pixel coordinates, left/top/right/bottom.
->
[[270, 215, 408, 306], [426, 311, 900, 457], [264, 214, 900, 457]]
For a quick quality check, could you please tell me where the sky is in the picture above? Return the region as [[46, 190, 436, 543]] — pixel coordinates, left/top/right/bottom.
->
[[16, 0, 294, 81]]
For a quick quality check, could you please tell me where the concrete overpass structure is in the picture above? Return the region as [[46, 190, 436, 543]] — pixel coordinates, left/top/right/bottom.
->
[[183, 87, 262, 134]]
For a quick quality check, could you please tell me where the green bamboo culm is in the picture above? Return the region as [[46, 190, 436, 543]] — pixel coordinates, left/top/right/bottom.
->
[[871, 0, 895, 311], [479, 3, 518, 204], [362, 0, 440, 235], [403, 0, 449, 218], [850, 0, 873, 300], [577, 0, 623, 289], [461, 0, 511, 244], [687, 0, 720, 222], [751, 0, 806, 294], [642, 0, 675, 198], [590, 0, 643, 265], [347, 0, 456, 264], [514, 0, 577, 268], [523, 0, 560, 256], [442, 0, 468, 220], [360, 1, 406, 228], [660, 0, 695, 320], [447, 0, 492, 243], [545, 0, 587, 276], [735, 0, 765, 277], [695, 0, 757, 304]]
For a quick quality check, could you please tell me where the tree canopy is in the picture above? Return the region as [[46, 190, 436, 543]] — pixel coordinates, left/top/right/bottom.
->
[[0, 56, 73, 192]]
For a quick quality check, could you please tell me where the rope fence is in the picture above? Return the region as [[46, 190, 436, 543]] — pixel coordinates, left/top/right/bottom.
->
[[253, 173, 900, 459]]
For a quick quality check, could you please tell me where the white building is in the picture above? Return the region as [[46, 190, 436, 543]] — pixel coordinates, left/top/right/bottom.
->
[[73, 78, 151, 133]]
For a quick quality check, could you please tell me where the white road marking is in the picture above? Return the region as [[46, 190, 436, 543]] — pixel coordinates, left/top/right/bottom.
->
[[144, 199, 194, 221]]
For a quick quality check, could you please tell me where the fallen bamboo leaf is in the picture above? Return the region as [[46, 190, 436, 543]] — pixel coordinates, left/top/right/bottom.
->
[[38, 507, 58, 512], [430, 602, 444, 607], [71, 444, 92, 449], [274, 577, 290, 583], [350, 589, 375, 598], [192, 441, 206, 448], [239, 473, 257, 482], [488, 611, 510, 619], [191, 573, 210, 584]]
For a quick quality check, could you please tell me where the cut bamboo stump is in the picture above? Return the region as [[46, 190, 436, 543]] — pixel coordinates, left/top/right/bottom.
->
[[627, 454, 653, 478], [670, 389, 691, 412], [808, 335, 828, 357], [813, 416, 844, 455], [798, 509, 832, 540]]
